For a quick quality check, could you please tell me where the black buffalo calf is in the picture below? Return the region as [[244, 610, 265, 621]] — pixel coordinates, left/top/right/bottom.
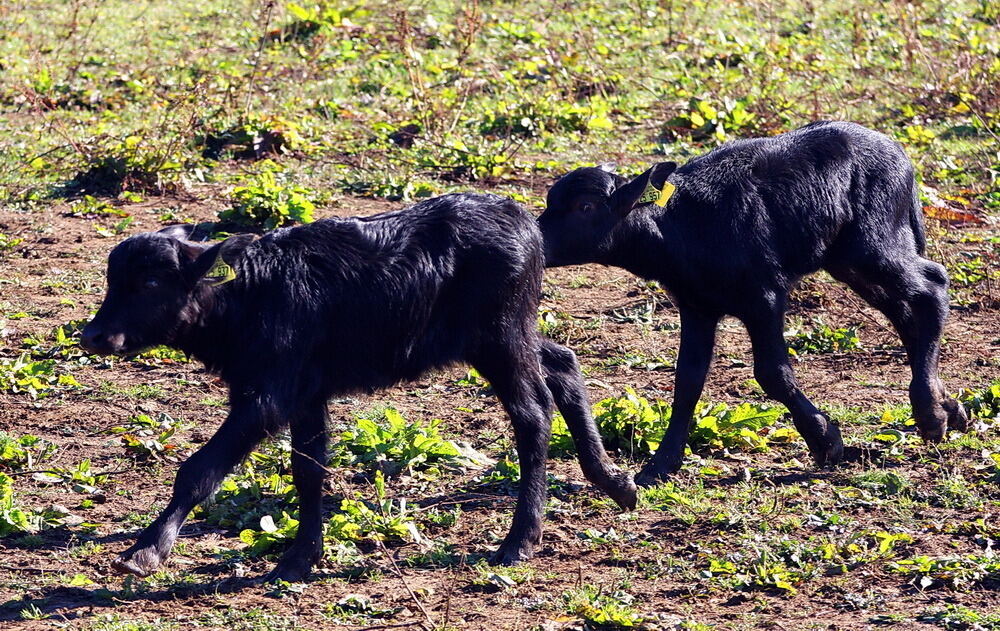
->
[[82, 193, 635, 581], [538, 121, 967, 484]]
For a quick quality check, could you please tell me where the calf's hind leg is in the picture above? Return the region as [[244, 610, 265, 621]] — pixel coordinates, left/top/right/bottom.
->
[[474, 344, 553, 565], [539, 339, 636, 509], [829, 257, 967, 441]]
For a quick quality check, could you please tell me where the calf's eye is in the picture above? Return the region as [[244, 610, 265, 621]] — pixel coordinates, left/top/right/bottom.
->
[[143, 278, 160, 290]]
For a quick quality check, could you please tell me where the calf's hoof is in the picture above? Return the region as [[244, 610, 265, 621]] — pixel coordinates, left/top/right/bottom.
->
[[603, 469, 638, 511], [264, 544, 321, 583], [803, 415, 844, 469], [914, 406, 948, 443], [634, 455, 683, 488], [264, 561, 313, 583], [490, 537, 538, 566], [635, 468, 667, 488], [941, 398, 968, 432], [112, 545, 166, 577]]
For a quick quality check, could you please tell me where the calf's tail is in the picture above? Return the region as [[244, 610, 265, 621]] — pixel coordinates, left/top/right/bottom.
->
[[909, 179, 927, 255]]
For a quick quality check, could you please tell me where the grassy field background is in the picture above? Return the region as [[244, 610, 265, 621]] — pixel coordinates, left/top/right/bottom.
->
[[0, 1, 998, 629]]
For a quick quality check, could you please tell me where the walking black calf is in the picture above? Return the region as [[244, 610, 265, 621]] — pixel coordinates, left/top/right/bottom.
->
[[538, 121, 967, 484], [81, 193, 635, 581]]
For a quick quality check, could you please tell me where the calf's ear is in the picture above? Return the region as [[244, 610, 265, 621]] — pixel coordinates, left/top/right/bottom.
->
[[157, 224, 195, 241], [183, 234, 256, 286], [609, 162, 677, 216]]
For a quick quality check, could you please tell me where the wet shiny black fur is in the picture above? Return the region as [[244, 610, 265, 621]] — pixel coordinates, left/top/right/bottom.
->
[[82, 193, 635, 581], [538, 121, 967, 484]]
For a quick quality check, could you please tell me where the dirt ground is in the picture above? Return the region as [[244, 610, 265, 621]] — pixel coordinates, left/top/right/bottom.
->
[[0, 186, 998, 631]]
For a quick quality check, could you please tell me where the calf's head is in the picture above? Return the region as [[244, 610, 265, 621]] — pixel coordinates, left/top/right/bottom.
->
[[537, 162, 676, 267], [81, 226, 254, 355]]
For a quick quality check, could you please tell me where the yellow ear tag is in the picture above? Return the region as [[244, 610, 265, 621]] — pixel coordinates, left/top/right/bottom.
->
[[204, 252, 237, 287], [636, 180, 676, 207], [637, 181, 661, 204], [654, 181, 676, 207]]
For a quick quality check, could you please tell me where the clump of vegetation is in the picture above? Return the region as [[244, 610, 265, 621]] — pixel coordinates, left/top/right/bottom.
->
[[707, 531, 914, 596], [66, 195, 124, 218], [602, 352, 672, 372], [31, 458, 108, 494], [589, 387, 670, 456], [469, 559, 534, 590], [688, 402, 792, 452], [705, 552, 808, 596], [197, 445, 297, 533], [326, 471, 422, 544], [537, 309, 566, 338], [639, 480, 701, 512], [407, 138, 523, 181], [950, 255, 991, 287], [453, 367, 488, 389], [22, 320, 89, 361], [0, 473, 33, 537], [562, 584, 643, 628], [785, 320, 861, 356], [110, 413, 181, 462], [332, 407, 487, 476], [892, 554, 1000, 591], [321, 594, 399, 625], [274, 2, 367, 41], [235, 470, 422, 559], [477, 456, 521, 488], [848, 470, 912, 498], [551, 388, 792, 458], [336, 171, 438, 202], [63, 135, 189, 196], [239, 512, 300, 557], [0, 433, 57, 472], [0, 472, 83, 537], [918, 604, 1000, 630], [200, 114, 303, 160], [205, 436, 425, 559], [475, 98, 614, 138], [0, 233, 23, 255], [219, 168, 316, 230], [0, 354, 81, 399], [668, 97, 758, 143], [961, 382, 1000, 420]]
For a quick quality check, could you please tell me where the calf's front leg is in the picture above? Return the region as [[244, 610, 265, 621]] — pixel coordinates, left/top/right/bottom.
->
[[265, 402, 329, 582], [113, 399, 268, 577], [637, 309, 719, 486], [744, 308, 843, 467]]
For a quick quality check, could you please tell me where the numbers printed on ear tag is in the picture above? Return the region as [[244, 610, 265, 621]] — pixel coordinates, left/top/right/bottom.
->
[[205, 252, 237, 287], [637, 181, 661, 205], [637, 180, 676, 207]]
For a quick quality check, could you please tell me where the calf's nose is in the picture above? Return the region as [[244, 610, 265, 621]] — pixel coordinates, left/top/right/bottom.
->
[[80, 326, 105, 354], [80, 326, 125, 355]]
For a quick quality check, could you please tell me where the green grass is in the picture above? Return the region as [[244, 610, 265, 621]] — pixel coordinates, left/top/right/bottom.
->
[[0, 1, 997, 629], [1, 1, 996, 212], [95, 382, 166, 401]]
